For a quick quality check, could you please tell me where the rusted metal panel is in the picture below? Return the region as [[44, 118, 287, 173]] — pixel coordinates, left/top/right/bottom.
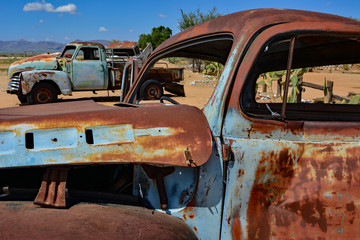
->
[[0, 100, 212, 168], [34, 167, 68, 208], [8, 53, 58, 77], [154, 9, 358, 55], [145, 67, 184, 83], [221, 135, 360, 239], [108, 41, 137, 49], [21, 70, 72, 95], [0, 201, 197, 240], [67, 41, 105, 49]]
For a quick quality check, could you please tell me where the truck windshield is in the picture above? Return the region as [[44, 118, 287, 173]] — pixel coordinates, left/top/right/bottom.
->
[[61, 45, 77, 58]]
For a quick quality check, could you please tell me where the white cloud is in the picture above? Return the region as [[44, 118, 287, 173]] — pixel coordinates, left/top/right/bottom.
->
[[129, 29, 134, 33], [23, 1, 53, 12], [65, 36, 70, 41], [54, 4, 77, 14], [99, 27, 108, 32], [39, 19, 44, 23], [23, 1, 77, 14], [159, 14, 167, 18]]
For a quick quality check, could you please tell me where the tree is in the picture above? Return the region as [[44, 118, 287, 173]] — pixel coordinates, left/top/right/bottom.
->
[[177, 7, 222, 73], [178, 7, 222, 31], [138, 26, 172, 49]]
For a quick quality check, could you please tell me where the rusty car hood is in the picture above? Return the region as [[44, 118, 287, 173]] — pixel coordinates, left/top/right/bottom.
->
[[8, 53, 59, 77], [0, 100, 212, 168]]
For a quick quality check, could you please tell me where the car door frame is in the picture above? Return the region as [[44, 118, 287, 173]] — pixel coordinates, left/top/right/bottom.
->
[[71, 46, 107, 90], [220, 22, 360, 239]]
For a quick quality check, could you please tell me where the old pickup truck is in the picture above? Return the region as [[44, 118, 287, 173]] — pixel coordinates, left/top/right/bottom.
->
[[6, 41, 184, 104], [1, 8, 360, 239]]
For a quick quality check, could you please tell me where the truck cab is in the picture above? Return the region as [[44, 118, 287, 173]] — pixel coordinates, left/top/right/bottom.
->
[[59, 42, 108, 90]]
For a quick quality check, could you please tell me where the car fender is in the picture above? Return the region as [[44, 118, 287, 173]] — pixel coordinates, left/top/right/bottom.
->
[[20, 70, 72, 95]]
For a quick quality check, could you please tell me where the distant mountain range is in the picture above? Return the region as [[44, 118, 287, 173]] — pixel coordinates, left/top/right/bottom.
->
[[0, 39, 112, 54]]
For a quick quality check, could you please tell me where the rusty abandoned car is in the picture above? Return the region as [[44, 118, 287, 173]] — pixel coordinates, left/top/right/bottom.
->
[[0, 8, 360, 239]]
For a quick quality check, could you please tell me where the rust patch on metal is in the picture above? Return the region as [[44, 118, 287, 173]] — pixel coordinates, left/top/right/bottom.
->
[[13, 54, 56, 66], [34, 167, 68, 208], [247, 146, 303, 239], [246, 142, 360, 239], [67, 42, 105, 49], [232, 210, 241, 240], [304, 122, 360, 140], [21, 80, 31, 93], [108, 41, 137, 49]]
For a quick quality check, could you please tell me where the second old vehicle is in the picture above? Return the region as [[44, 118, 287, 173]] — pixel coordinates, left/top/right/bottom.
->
[[6, 41, 184, 104]]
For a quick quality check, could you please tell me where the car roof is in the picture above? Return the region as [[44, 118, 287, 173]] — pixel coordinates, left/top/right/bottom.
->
[[154, 8, 360, 54]]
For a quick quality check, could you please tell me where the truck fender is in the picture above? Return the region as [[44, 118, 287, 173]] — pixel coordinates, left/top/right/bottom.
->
[[20, 70, 72, 95]]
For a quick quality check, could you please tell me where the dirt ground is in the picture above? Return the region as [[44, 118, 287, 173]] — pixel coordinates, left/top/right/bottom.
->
[[1, 63, 359, 110], [0, 63, 216, 109]]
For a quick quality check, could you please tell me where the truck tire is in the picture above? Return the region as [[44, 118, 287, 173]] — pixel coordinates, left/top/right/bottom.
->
[[140, 80, 163, 100], [17, 95, 27, 104], [27, 82, 58, 104]]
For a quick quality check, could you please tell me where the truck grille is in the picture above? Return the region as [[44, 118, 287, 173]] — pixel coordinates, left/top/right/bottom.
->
[[7, 75, 20, 93]]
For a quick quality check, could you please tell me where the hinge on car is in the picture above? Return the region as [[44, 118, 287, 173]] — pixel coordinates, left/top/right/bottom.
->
[[34, 167, 68, 208], [222, 144, 233, 162]]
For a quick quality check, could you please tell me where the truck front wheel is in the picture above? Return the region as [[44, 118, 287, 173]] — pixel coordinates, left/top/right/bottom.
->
[[140, 80, 163, 100], [27, 82, 58, 104], [17, 95, 27, 104]]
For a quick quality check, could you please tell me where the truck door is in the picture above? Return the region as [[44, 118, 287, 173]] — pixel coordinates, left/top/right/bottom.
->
[[72, 46, 107, 90], [220, 23, 360, 239]]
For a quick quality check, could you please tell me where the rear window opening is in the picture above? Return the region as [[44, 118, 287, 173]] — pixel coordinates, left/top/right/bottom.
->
[[241, 33, 360, 121]]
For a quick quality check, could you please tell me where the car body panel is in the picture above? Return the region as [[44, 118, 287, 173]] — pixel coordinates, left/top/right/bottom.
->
[[21, 70, 72, 95], [0, 100, 212, 168], [8, 53, 59, 78]]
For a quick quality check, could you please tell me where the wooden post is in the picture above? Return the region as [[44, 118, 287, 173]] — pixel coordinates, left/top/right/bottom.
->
[[296, 77, 303, 103], [277, 78, 282, 97], [261, 84, 267, 93], [324, 80, 333, 103]]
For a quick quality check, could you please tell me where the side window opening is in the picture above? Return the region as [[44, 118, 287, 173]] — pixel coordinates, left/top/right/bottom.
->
[[241, 33, 360, 121], [76, 47, 100, 61]]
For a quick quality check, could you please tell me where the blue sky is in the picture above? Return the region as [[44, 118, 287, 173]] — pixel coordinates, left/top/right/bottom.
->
[[1, 0, 360, 43]]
